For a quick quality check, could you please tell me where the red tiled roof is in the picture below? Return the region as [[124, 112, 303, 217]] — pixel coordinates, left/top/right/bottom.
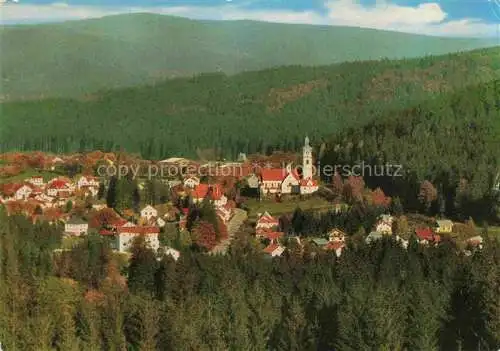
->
[[2, 183, 23, 195], [415, 228, 435, 241], [99, 229, 115, 236], [116, 226, 160, 234], [110, 218, 128, 227], [325, 241, 345, 251], [300, 177, 318, 186], [260, 169, 286, 182], [263, 243, 281, 254], [257, 215, 279, 225], [49, 180, 70, 189], [191, 184, 224, 200]]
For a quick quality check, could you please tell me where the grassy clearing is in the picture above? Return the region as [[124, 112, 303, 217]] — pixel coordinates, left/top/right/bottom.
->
[[61, 236, 84, 250], [0, 168, 60, 184], [485, 226, 500, 241]]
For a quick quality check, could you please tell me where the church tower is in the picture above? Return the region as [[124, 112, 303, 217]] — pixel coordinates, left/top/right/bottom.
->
[[302, 136, 313, 179]]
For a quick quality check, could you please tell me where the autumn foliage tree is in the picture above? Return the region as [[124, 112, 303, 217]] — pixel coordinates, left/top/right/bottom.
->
[[370, 187, 391, 208], [342, 176, 365, 204], [418, 180, 438, 214], [191, 220, 217, 251], [331, 172, 343, 199], [89, 208, 120, 228]]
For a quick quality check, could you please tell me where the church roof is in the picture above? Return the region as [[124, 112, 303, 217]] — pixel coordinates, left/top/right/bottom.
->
[[260, 169, 287, 182]]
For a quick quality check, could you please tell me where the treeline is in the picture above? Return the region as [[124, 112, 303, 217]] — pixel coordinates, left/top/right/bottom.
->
[[1, 208, 500, 350], [1, 47, 499, 159]]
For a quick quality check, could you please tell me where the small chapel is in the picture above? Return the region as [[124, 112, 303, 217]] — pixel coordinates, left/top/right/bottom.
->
[[259, 136, 319, 196]]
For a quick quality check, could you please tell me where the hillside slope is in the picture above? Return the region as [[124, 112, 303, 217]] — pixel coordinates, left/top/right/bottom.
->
[[1, 13, 497, 100], [1, 47, 499, 160]]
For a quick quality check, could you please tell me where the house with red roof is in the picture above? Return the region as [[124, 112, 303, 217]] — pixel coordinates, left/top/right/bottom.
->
[[467, 235, 483, 250], [300, 177, 319, 194], [256, 211, 279, 233], [191, 183, 227, 208], [259, 231, 284, 242], [263, 243, 285, 257], [183, 176, 200, 189], [415, 227, 441, 245], [77, 175, 99, 189], [46, 178, 74, 198], [259, 168, 294, 195], [77, 176, 99, 197], [12, 183, 35, 201], [325, 241, 345, 257], [100, 222, 160, 253]]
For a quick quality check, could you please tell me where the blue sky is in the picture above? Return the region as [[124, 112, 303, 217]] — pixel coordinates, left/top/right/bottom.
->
[[1, 0, 499, 37]]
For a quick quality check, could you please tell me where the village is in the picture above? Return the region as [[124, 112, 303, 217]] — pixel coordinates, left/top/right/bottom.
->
[[0, 137, 489, 262]]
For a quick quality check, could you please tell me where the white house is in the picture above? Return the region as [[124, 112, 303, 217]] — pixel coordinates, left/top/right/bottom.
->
[[34, 194, 55, 208], [256, 211, 279, 232], [92, 203, 107, 211], [28, 176, 44, 187], [157, 217, 166, 228], [49, 157, 64, 170], [300, 178, 319, 194], [163, 246, 181, 261], [395, 235, 409, 249], [366, 231, 384, 244], [140, 205, 158, 220], [281, 171, 300, 194], [116, 224, 160, 253], [183, 176, 200, 189], [328, 228, 346, 243], [46, 179, 74, 198], [64, 217, 88, 236], [77, 176, 99, 189], [375, 214, 393, 234], [14, 184, 33, 200], [467, 235, 484, 250], [263, 243, 285, 257], [246, 174, 260, 189]]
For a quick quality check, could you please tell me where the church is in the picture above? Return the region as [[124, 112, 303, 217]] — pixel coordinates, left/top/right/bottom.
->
[[259, 137, 319, 196]]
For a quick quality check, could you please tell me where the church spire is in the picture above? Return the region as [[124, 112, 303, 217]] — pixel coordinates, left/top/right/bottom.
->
[[302, 135, 312, 179]]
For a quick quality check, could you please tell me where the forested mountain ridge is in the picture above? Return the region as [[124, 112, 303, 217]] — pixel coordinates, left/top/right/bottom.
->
[[1, 46, 499, 160], [1, 12, 498, 100], [320, 78, 500, 220]]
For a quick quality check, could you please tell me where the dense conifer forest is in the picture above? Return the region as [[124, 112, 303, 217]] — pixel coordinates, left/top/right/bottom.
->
[[1, 47, 499, 160], [0, 209, 499, 350]]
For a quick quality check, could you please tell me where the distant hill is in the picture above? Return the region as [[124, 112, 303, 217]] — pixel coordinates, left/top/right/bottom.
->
[[1, 13, 498, 100], [1, 47, 499, 160]]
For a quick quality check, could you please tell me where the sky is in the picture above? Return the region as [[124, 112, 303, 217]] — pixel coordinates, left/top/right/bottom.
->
[[1, 0, 499, 37]]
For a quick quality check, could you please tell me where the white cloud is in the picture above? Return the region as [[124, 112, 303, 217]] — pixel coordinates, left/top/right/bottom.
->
[[0, 0, 497, 38]]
